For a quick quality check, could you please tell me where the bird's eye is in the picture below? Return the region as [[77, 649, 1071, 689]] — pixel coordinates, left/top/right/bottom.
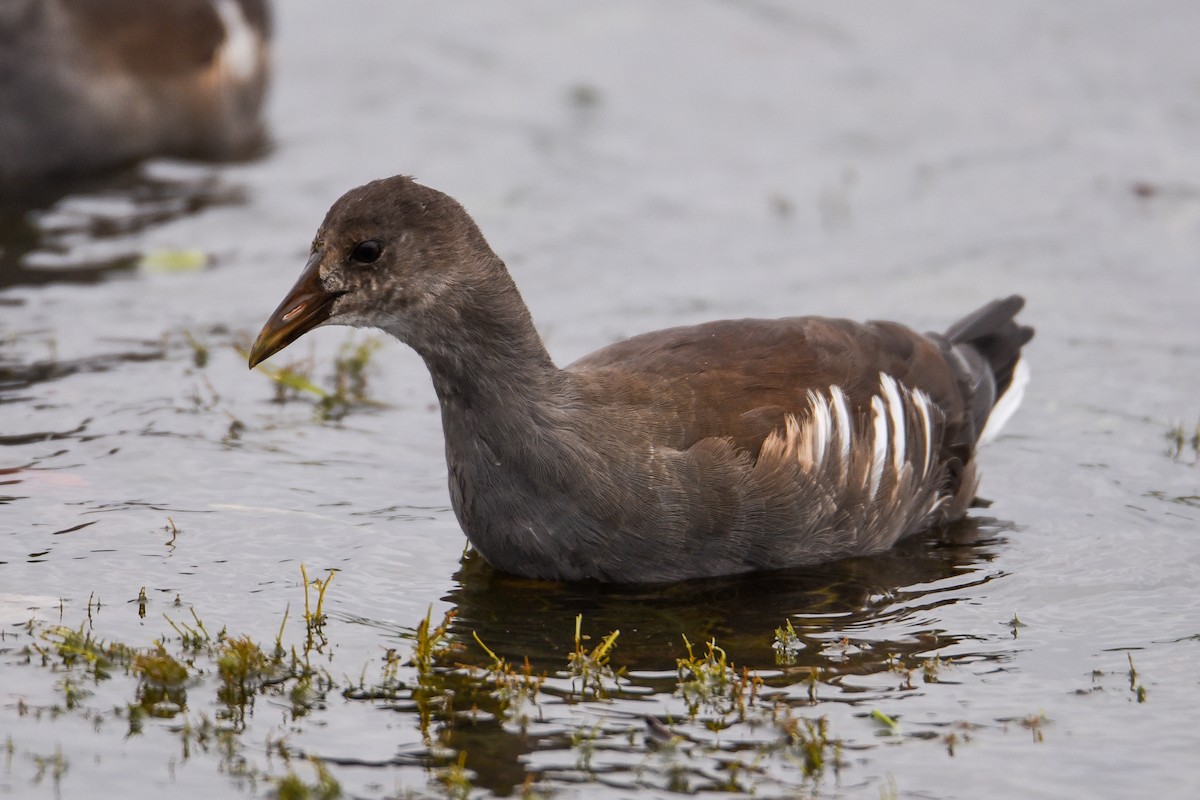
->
[[350, 240, 382, 263]]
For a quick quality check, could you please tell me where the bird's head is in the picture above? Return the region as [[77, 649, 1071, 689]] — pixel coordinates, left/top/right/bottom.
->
[[248, 175, 493, 367]]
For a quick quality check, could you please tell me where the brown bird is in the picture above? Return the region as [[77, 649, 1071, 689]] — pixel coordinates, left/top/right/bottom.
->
[[249, 176, 1033, 583], [0, 0, 271, 186]]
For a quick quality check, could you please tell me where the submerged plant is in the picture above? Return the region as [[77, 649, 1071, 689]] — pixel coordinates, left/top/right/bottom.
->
[[920, 655, 941, 682], [9, 565, 875, 798], [412, 607, 458, 677], [870, 708, 900, 735], [300, 564, 335, 650], [434, 751, 474, 800], [182, 329, 209, 368], [29, 745, 69, 792], [216, 635, 271, 722], [772, 618, 804, 665], [1127, 653, 1148, 703], [12, 571, 342, 794], [473, 632, 545, 728], [1165, 418, 1200, 463], [245, 332, 385, 421], [165, 608, 216, 653], [326, 336, 383, 411], [776, 706, 839, 777], [566, 615, 621, 700], [273, 757, 342, 800], [32, 623, 136, 681], [132, 645, 190, 718], [410, 607, 461, 743], [672, 635, 766, 734], [1019, 711, 1048, 742]]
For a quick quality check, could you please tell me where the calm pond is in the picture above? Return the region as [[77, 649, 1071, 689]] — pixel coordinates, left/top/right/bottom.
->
[[2, 2, 1199, 798]]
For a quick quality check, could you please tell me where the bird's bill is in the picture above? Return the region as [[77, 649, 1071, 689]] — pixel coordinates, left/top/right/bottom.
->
[[247, 251, 339, 368]]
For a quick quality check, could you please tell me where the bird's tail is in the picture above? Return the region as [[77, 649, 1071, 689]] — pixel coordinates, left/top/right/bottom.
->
[[943, 295, 1035, 445]]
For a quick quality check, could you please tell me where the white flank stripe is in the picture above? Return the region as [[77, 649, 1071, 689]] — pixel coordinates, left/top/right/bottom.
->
[[868, 395, 888, 499], [807, 389, 830, 464], [913, 389, 933, 477], [978, 358, 1030, 446], [830, 385, 852, 460], [926, 495, 948, 517], [880, 374, 906, 473]]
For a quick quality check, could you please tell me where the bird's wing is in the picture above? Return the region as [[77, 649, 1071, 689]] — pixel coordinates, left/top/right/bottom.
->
[[567, 316, 969, 460]]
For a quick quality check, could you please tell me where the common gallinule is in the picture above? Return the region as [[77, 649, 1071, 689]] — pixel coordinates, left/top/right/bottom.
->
[[0, 0, 271, 185], [249, 176, 1034, 583]]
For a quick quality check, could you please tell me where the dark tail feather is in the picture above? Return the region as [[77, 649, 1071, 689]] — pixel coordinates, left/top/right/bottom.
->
[[943, 295, 1035, 443]]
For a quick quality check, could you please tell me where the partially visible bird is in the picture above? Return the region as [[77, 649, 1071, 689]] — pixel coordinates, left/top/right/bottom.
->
[[249, 176, 1034, 583], [0, 0, 271, 186]]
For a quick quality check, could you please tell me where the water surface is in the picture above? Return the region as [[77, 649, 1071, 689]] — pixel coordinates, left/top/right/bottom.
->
[[2, 2, 1199, 798]]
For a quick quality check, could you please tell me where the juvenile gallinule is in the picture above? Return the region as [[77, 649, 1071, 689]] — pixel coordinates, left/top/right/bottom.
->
[[0, 0, 271, 185], [249, 176, 1034, 583]]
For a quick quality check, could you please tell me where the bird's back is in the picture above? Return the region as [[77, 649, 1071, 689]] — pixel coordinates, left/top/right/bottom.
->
[[567, 315, 972, 466]]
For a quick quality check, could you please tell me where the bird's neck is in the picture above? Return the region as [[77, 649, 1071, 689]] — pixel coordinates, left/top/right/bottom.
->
[[399, 262, 603, 573], [406, 259, 564, 415]]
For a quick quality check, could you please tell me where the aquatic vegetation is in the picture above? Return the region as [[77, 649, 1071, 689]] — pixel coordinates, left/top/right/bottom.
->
[[1127, 653, 1148, 703], [776, 706, 839, 777], [56, 674, 91, 711], [216, 635, 271, 711], [4, 564, 1058, 799], [1021, 711, 1048, 742], [165, 607, 217, 652], [252, 351, 325, 406], [803, 665, 821, 704], [407, 607, 464, 743], [131, 645, 189, 717], [138, 248, 209, 275], [772, 618, 803, 665], [412, 607, 459, 677], [30, 623, 137, 681], [434, 751, 474, 800], [941, 722, 978, 757], [245, 332, 385, 421], [996, 711, 1051, 743], [885, 651, 917, 690], [1165, 418, 1200, 463], [870, 708, 901, 734], [676, 636, 760, 723], [181, 329, 209, 368], [326, 336, 383, 414], [28, 745, 68, 793], [274, 757, 342, 800], [922, 654, 948, 683], [473, 632, 545, 729], [565, 614, 622, 700], [301, 563, 336, 648]]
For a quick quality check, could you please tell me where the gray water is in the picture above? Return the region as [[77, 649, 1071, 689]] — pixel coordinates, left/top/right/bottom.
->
[[3, 2, 1200, 798]]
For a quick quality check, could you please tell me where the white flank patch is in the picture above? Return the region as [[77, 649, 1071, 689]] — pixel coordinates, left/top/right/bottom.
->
[[978, 358, 1030, 446], [213, 0, 260, 80]]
